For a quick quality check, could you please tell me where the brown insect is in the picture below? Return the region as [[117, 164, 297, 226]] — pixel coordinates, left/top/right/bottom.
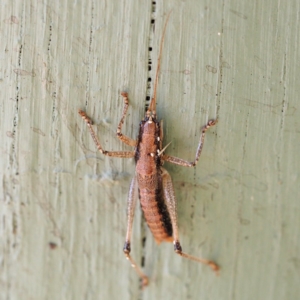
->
[[78, 12, 219, 287]]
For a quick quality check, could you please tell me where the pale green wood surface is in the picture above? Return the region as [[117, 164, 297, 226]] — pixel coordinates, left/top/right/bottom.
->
[[0, 0, 299, 300]]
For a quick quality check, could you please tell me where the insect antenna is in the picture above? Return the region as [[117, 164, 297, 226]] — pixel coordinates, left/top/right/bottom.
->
[[148, 10, 172, 115]]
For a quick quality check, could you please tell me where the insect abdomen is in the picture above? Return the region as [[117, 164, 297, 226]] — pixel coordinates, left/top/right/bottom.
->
[[136, 120, 173, 243], [139, 182, 173, 244]]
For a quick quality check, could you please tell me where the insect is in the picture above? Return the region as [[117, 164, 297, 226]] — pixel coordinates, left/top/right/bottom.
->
[[78, 12, 219, 287]]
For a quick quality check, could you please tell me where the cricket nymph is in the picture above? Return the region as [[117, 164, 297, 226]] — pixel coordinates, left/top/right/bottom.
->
[[78, 11, 219, 287]]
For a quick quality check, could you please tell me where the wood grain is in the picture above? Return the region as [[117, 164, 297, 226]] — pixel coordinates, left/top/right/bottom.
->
[[0, 0, 299, 299]]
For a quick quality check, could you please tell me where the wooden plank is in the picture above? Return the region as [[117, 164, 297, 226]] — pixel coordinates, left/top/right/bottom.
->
[[0, 0, 299, 299]]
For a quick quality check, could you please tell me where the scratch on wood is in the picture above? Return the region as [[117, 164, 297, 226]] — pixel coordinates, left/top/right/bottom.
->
[[206, 65, 217, 73], [31, 127, 46, 136], [3, 16, 19, 24], [13, 69, 36, 77], [229, 9, 247, 20]]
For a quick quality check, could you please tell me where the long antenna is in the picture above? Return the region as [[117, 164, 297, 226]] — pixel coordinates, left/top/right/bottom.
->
[[149, 10, 172, 113]]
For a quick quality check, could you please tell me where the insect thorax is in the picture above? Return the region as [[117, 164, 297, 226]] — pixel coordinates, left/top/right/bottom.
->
[[135, 118, 162, 167]]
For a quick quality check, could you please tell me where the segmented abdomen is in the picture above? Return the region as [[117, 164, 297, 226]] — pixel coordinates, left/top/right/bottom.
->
[[139, 182, 173, 244]]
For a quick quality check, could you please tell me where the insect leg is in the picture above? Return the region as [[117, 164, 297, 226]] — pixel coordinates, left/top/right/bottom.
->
[[123, 176, 149, 287], [162, 119, 217, 167], [116, 92, 137, 147], [161, 168, 219, 274], [78, 110, 135, 158]]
